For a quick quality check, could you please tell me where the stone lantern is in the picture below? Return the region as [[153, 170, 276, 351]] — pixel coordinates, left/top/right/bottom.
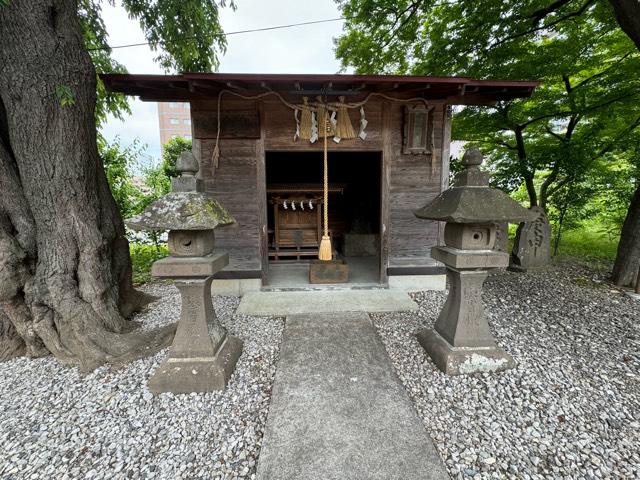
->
[[127, 151, 241, 394], [414, 148, 533, 375]]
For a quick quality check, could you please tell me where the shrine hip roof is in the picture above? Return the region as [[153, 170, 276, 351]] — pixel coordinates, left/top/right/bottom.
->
[[100, 72, 539, 105]]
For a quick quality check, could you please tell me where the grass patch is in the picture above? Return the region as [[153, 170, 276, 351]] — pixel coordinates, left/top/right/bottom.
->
[[130, 242, 168, 284], [554, 227, 619, 261]]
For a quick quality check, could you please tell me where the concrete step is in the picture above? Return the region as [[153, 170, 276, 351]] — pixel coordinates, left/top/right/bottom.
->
[[237, 290, 418, 316], [256, 312, 449, 480], [261, 283, 387, 292]]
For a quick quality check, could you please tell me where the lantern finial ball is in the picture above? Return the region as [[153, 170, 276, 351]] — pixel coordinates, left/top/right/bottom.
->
[[461, 147, 483, 168], [177, 151, 199, 177]]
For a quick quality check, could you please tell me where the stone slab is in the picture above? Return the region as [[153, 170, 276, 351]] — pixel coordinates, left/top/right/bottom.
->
[[388, 274, 446, 292], [148, 335, 243, 394], [416, 328, 514, 375], [237, 290, 418, 316], [212, 278, 262, 296], [510, 206, 551, 269], [256, 312, 448, 480]]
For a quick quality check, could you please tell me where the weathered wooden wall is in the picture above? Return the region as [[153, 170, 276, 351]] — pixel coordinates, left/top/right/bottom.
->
[[192, 98, 262, 273], [191, 96, 450, 277], [386, 102, 445, 270]]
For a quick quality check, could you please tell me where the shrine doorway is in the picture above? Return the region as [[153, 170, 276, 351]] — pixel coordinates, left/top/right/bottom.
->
[[264, 151, 383, 287]]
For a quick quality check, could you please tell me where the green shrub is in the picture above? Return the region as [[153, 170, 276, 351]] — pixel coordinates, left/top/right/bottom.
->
[[130, 242, 169, 284]]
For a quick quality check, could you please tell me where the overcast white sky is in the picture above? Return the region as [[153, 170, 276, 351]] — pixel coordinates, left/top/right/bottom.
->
[[101, 0, 346, 161]]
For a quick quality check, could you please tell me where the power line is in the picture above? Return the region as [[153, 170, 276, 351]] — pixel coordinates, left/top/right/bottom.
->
[[89, 17, 346, 51]]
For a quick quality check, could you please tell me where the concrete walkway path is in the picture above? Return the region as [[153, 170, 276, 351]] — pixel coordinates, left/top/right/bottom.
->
[[237, 290, 417, 316], [256, 312, 449, 480]]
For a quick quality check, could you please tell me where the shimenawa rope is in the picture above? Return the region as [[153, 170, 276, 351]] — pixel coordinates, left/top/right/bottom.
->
[[211, 89, 435, 167]]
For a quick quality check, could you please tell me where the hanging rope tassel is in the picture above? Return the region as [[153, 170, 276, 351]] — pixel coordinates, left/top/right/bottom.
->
[[211, 143, 220, 169], [318, 110, 333, 261], [335, 96, 357, 140], [299, 97, 313, 140], [316, 99, 335, 138]]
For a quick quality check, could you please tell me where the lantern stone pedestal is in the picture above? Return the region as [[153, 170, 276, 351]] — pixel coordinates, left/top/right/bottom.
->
[[416, 248, 514, 375], [148, 253, 243, 394], [414, 148, 533, 375], [126, 150, 239, 394]]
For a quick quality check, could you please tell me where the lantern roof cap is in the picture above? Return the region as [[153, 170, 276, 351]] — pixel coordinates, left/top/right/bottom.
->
[[414, 148, 534, 223], [126, 150, 235, 231], [126, 192, 235, 231]]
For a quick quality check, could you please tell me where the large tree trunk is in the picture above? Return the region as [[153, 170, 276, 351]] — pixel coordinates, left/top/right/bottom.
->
[[609, 0, 640, 51], [0, 0, 174, 369], [608, 0, 640, 287], [612, 182, 640, 287]]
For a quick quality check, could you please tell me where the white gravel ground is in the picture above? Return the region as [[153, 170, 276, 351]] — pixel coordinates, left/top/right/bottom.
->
[[0, 283, 284, 480], [2, 263, 638, 480], [372, 263, 640, 480]]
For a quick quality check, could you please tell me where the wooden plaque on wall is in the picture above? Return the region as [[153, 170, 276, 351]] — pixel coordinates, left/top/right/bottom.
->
[[402, 105, 434, 155]]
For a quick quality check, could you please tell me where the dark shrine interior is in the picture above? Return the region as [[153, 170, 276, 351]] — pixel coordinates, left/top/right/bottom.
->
[[265, 151, 381, 261]]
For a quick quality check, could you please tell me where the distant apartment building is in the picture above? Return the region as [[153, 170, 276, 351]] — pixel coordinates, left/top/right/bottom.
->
[[157, 102, 192, 148]]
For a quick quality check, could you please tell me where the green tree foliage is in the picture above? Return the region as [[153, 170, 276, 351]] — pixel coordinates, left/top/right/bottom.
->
[[138, 137, 192, 251], [160, 136, 192, 180], [100, 135, 190, 231], [336, 0, 640, 211], [99, 135, 145, 218], [139, 137, 193, 208], [77, 0, 234, 127], [100, 136, 192, 279], [544, 149, 637, 255], [101, 136, 192, 224]]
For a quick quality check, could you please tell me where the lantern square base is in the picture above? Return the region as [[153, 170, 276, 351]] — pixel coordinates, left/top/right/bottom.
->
[[151, 252, 229, 279], [148, 335, 243, 394], [432, 247, 508, 270], [416, 328, 514, 375]]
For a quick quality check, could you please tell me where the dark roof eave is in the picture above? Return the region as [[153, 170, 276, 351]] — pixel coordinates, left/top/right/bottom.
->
[[99, 72, 539, 104]]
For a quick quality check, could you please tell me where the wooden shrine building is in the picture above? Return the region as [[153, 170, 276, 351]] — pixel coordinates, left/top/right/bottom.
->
[[103, 73, 537, 291]]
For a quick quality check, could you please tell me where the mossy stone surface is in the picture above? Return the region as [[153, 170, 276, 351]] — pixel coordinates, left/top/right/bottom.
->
[[127, 192, 235, 231]]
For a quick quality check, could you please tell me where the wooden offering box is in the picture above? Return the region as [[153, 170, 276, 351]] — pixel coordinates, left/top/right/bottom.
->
[[309, 259, 349, 284]]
